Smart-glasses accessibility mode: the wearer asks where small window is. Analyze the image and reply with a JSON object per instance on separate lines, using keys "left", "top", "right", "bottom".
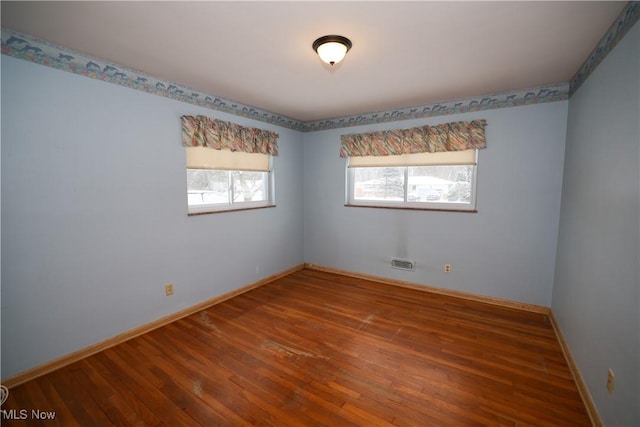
{"left": 346, "top": 150, "right": 477, "bottom": 211}
{"left": 186, "top": 147, "right": 274, "bottom": 214}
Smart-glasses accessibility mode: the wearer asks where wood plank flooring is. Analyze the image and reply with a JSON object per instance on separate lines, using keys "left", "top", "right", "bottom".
{"left": 2, "top": 269, "right": 590, "bottom": 426}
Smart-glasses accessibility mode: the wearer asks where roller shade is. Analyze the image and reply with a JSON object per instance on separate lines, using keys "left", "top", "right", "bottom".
{"left": 186, "top": 147, "right": 270, "bottom": 172}
{"left": 348, "top": 149, "right": 477, "bottom": 168}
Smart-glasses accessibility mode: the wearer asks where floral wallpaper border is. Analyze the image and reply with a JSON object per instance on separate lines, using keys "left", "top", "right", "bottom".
{"left": 304, "top": 85, "right": 568, "bottom": 132}
{"left": 570, "top": 1, "right": 639, "bottom": 96}
{"left": 1, "top": 2, "right": 636, "bottom": 132}
{"left": 1, "top": 27, "right": 306, "bottom": 131}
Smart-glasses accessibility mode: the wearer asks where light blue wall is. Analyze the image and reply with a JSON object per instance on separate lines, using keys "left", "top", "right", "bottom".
{"left": 303, "top": 102, "right": 568, "bottom": 306}
{"left": 1, "top": 56, "right": 305, "bottom": 379}
{"left": 553, "top": 22, "right": 639, "bottom": 427}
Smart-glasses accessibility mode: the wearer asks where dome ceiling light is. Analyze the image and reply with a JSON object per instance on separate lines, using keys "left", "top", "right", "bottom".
{"left": 312, "top": 35, "right": 352, "bottom": 66}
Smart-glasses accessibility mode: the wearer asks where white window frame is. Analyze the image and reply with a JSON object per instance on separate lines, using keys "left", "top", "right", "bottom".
{"left": 345, "top": 152, "right": 478, "bottom": 212}
{"left": 187, "top": 153, "right": 275, "bottom": 215}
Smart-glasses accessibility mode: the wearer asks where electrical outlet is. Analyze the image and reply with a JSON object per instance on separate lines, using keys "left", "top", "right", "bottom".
{"left": 165, "top": 283, "right": 174, "bottom": 296}
{"left": 444, "top": 264, "right": 451, "bottom": 273}
{"left": 607, "top": 369, "right": 615, "bottom": 394}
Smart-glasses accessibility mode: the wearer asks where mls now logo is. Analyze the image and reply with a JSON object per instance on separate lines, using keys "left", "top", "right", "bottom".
{"left": 2, "top": 409, "right": 56, "bottom": 420}
{"left": 0, "top": 385, "right": 57, "bottom": 421}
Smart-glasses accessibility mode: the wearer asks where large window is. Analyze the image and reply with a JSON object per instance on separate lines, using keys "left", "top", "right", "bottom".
{"left": 346, "top": 150, "right": 478, "bottom": 211}
{"left": 186, "top": 147, "right": 274, "bottom": 214}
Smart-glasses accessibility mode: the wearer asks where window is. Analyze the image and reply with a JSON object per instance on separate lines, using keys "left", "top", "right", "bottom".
{"left": 340, "top": 119, "right": 485, "bottom": 211}
{"left": 346, "top": 150, "right": 478, "bottom": 211}
{"left": 186, "top": 147, "right": 274, "bottom": 214}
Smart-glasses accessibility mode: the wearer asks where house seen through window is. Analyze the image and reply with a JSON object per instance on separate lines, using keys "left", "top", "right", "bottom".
{"left": 346, "top": 150, "right": 478, "bottom": 211}
{"left": 350, "top": 164, "right": 475, "bottom": 205}
{"left": 341, "top": 120, "right": 485, "bottom": 211}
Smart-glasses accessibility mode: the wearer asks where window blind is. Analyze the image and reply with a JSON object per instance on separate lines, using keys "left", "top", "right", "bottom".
{"left": 348, "top": 149, "right": 477, "bottom": 168}
{"left": 186, "top": 147, "right": 270, "bottom": 172}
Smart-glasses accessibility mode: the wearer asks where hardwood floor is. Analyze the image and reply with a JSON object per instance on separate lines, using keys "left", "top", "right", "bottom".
{"left": 2, "top": 269, "right": 590, "bottom": 426}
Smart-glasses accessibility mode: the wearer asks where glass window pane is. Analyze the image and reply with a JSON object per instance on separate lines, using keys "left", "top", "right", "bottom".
{"left": 232, "top": 171, "right": 268, "bottom": 203}
{"left": 353, "top": 167, "right": 405, "bottom": 202}
{"left": 407, "top": 165, "right": 473, "bottom": 203}
{"left": 187, "top": 169, "right": 230, "bottom": 206}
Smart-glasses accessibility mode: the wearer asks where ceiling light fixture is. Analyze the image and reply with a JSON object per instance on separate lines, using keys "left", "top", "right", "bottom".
{"left": 312, "top": 35, "right": 352, "bottom": 66}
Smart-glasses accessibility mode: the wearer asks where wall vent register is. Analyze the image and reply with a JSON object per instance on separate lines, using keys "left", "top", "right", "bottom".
{"left": 391, "top": 259, "right": 415, "bottom": 271}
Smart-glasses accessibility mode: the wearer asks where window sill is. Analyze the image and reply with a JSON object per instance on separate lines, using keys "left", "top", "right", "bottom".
{"left": 344, "top": 204, "right": 477, "bottom": 213}
{"left": 188, "top": 204, "right": 276, "bottom": 216}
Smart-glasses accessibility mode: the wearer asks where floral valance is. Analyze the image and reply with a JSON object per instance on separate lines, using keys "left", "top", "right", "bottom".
{"left": 340, "top": 120, "right": 487, "bottom": 157}
{"left": 182, "top": 115, "right": 279, "bottom": 156}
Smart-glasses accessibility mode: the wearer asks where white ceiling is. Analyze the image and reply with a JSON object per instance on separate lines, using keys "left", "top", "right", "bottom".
{"left": 1, "top": 1, "right": 627, "bottom": 122}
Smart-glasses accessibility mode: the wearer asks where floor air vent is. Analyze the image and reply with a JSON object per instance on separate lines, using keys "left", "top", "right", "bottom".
{"left": 391, "top": 259, "right": 415, "bottom": 271}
